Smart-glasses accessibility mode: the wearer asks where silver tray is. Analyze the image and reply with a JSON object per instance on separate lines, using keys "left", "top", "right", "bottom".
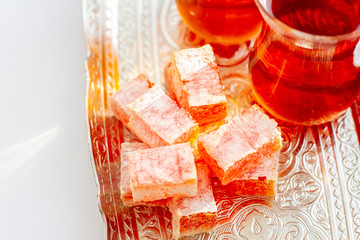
{"left": 83, "top": 0, "right": 360, "bottom": 239}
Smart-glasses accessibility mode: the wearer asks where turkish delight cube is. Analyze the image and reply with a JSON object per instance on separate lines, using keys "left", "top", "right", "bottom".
{"left": 129, "top": 142, "right": 197, "bottom": 202}
{"left": 198, "top": 104, "right": 282, "bottom": 185}
{"left": 168, "top": 44, "right": 227, "bottom": 125}
{"left": 110, "top": 74, "right": 153, "bottom": 125}
{"left": 167, "top": 162, "right": 217, "bottom": 239}
{"left": 221, "top": 153, "right": 279, "bottom": 196}
{"left": 128, "top": 84, "right": 199, "bottom": 148}
{"left": 120, "top": 142, "right": 166, "bottom": 206}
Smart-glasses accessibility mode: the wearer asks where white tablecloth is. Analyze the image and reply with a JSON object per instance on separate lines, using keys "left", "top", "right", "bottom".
{"left": 0, "top": 0, "right": 104, "bottom": 239}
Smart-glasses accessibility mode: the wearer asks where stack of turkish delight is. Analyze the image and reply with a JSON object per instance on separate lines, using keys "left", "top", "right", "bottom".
{"left": 110, "top": 44, "right": 282, "bottom": 239}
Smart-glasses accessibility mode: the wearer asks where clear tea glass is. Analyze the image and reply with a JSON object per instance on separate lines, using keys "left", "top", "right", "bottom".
{"left": 249, "top": 0, "right": 360, "bottom": 125}
{"left": 176, "top": 0, "right": 263, "bottom": 63}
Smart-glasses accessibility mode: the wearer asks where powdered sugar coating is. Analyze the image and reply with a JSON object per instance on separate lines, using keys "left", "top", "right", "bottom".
{"left": 168, "top": 44, "right": 227, "bottom": 124}
{"left": 169, "top": 162, "right": 217, "bottom": 216}
{"left": 241, "top": 152, "right": 279, "bottom": 180}
{"left": 167, "top": 162, "right": 217, "bottom": 239}
{"left": 120, "top": 142, "right": 149, "bottom": 204}
{"left": 110, "top": 74, "right": 153, "bottom": 124}
{"left": 128, "top": 84, "right": 199, "bottom": 147}
{"left": 129, "top": 143, "right": 197, "bottom": 202}
{"left": 198, "top": 104, "right": 282, "bottom": 185}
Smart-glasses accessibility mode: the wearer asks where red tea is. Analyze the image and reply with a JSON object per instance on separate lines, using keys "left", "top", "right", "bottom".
{"left": 250, "top": 0, "right": 360, "bottom": 125}
{"left": 272, "top": 0, "right": 360, "bottom": 36}
{"left": 176, "top": 0, "right": 263, "bottom": 45}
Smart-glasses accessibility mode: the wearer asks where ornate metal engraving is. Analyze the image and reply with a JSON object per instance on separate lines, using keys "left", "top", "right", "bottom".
{"left": 84, "top": 0, "right": 360, "bottom": 239}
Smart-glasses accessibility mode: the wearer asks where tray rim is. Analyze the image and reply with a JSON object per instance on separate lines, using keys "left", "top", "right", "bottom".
{"left": 83, "top": 0, "right": 360, "bottom": 239}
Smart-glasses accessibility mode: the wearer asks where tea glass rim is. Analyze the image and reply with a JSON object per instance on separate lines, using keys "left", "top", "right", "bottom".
{"left": 255, "top": 0, "right": 360, "bottom": 43}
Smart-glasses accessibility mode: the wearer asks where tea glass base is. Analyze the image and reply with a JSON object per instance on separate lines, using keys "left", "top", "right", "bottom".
{"left": 252, "top": 91, "right": 348, "bottom": 126}
{"left": 212, "top": 42, "right": 253, "bottom": 67}
{"left": 177, "top": 21, "right": 253, "bottom": 66}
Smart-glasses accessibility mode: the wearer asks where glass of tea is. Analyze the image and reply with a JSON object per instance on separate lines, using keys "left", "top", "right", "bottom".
{"left": 249, "top": 0, "right": 360, "bottom": 125}
{"left": 176, "top": 0, "right": 263, "bottom": 63}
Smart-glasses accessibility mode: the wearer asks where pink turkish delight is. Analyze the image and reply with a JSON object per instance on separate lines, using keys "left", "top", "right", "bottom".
{"left": 167, "top": 162, "right": 217, "bottom": 239}
{"left": 128, "top": 84, "right": 199, "bottom": 148}
{"left": 110, "top": 74, "right": 153, "bottom": 125}
{"left": 129, "top": 142, "right": 197, "bottom": 202}
{"left": 120, "top": 142, "right": 166, "bottom": 206}
{"left": 168, "top": 44, "right": 227, "bottom": 125}
{"left": 219, "top": 153, "right": 279, "bottom": 196}
{"left": 198, "top": 104, "right": 282, "bottom": 185}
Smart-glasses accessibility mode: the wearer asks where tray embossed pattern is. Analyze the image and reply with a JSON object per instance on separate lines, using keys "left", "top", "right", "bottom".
{"left": 83, "top": 0, "right": 360, "bottom": 239}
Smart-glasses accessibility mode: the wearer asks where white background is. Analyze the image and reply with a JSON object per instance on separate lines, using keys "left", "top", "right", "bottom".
{"left": 0, "top": 0, "right": 104, "bottom": 239}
